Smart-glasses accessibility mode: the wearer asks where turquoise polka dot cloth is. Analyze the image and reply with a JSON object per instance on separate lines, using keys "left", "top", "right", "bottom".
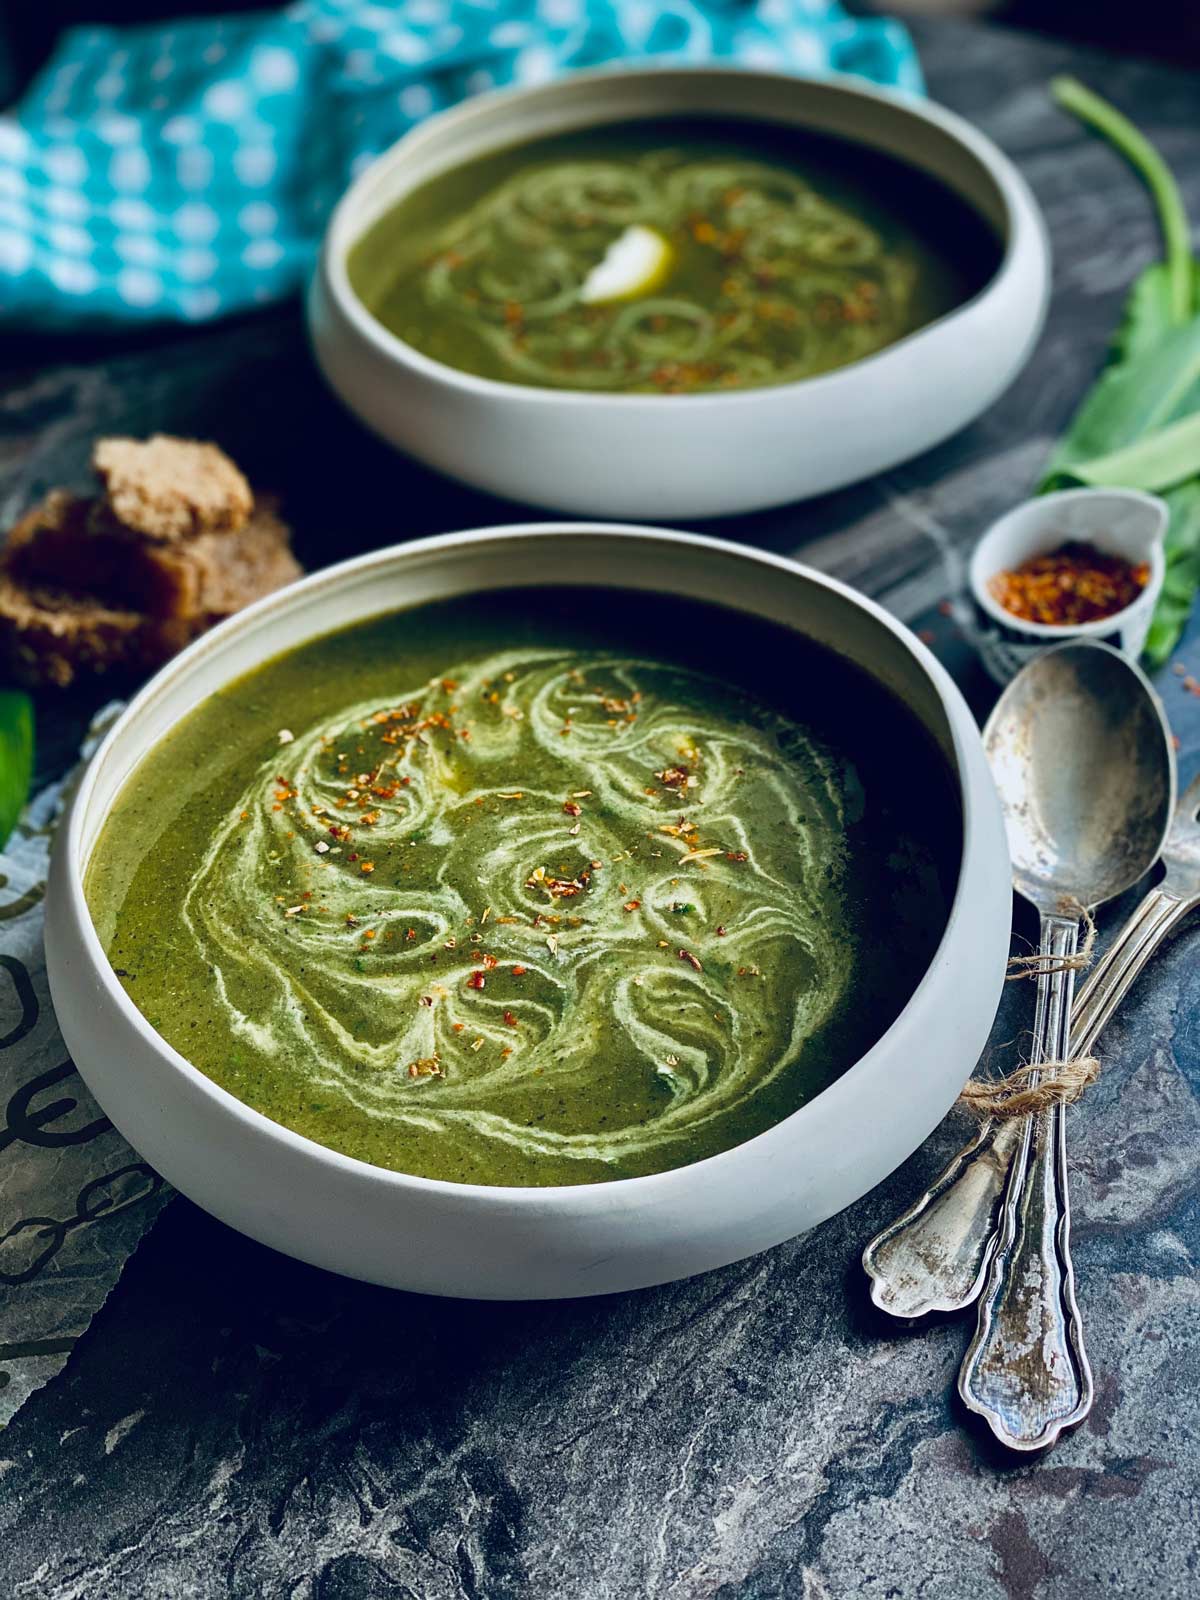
{"left": 0, "top": 0, "right": 921, "bottom": 328}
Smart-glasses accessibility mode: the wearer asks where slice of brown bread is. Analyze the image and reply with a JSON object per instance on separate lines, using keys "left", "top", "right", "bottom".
{"left": 0, "top": 572, "right": 194, "bottom": 689}
{"left": 7, "top": 491, "right": 197, "bottom": 617}
{"left": 182, "top": 497, "right": 302, "bottom": 618}
{"left": 93, "top": 434, "right": 253, "bottom": 542}
{"left": 0, "top": 491, "right": 303, "bottom": 687}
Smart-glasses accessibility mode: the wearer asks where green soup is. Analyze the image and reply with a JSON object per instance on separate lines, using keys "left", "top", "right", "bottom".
{"left": 348, "top": 117, "right": 1000, "bottom": 395}
{"left": 86, "top": 590, "right": 960, "bottom": 1187}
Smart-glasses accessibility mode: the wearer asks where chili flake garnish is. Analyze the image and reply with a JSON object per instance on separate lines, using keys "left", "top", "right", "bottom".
{"left": 467, "top": 971, "right": 486, "bottom": 990}
{"left": 989, "top": 541, "right": 1149, "bottom": 626}
{"left": 678, "top": 948, "right": 703, "bottom": 972}
{"left": 503, "top": 1010, "right": 519, "bottom": 1027}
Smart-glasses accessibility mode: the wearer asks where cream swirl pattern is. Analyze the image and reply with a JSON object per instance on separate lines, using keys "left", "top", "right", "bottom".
{"left": 182, "top": 647, "right": 858, "bottom": 1177}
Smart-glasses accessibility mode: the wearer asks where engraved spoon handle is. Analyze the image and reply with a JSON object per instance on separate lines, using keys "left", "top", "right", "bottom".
{"left": 1071, "top": 886, "right": 1188, "bottom": 1054}
{"left": 958, "top": 912, "right": 1092, "bottom": 1451}
{"left": 863, "top": 883, "right": 1191, "bottom": 1319}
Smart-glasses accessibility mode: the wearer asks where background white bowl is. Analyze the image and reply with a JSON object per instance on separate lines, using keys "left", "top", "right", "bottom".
{"left": 308, "top": 66, "right": 1051, "bottom": 520}
{"left": 45, "top": 526, "right": 1012, "bottom": 1299}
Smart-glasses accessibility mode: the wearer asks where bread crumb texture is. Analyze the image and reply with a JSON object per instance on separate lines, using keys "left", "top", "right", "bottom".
{"left": 0, "top": 442, "right": 301, "bottom": 687}
{"left": 93, "top": 434, "right": 253, "bottom": 542}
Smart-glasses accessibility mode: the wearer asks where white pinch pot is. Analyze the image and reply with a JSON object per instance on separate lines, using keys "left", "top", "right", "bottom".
{"left": 45, "top": 526, "right": 1011, "bottom": 1299}
{"left": 307, "top": 66, "right": 1051, "bottom": 520}
{"left": 968, "top": 486, "right": 1170, "bottom": 685}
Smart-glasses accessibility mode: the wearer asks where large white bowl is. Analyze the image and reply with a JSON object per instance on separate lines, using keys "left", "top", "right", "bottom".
{"left": 308, "top": 67, "right": 1050, "bottom": 519}
{"left": 45, "top": 526, "right": 1011, "bottom": 1299}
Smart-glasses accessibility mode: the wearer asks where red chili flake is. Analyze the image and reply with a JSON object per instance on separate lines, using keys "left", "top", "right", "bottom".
{"left": 362, "top": 930, "right": 377, "bottom": 941}
{"left": 453, "top": 1022, "right": 465, "bottom": 1033}
{"left": 726, "top": 851, "right": 749, "bottom": 863}
{"left": 657, "top": 766, "right": 690, "bottom": 790}
{"left": 990, "top": 541, "right": 1148, "bottom": 626}
{"left": 678, "top": 949, "right": 703, "bottom": 972}
{"left": 623, "top": 899, "right": 641, "bottom": 913}
{"left": 716, "top": 925, "right": 727, "bottom": 937}
{"left": 480, "top": 952, "right": 498, "bottom": 970}
{"left": 503, "top": 1010, "right": 519, "bottom": 1027}
{"left": 405, "top": 928, "right": 417, "bottom": 941}
{"left": 512, "top": 964, "right": 527, "bottom": 976}
{"left": 501, "top": 1046, "right": 514, "bottom": 1059}
{"left": 360, "top": 861, "right": 375, "bottom": 874}
{"left": 467, "top": 971, "right": 486, "bottom": 990}
{"left": 563, "top": 801, "right": 582, "bottom": 817}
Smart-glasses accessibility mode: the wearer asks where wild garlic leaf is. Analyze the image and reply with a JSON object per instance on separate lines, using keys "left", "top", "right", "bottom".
{"left": 1115, "top": 261, "right": 1200, "bottom": 364}
{"left": 1041, "top": 313, "right": 1200, "bottom": 488}
{"left": 0, "top": 690, "right": 34, "bottom": 852}
{"left": 1056, "top": 411, "right": 1200, "bottom": 494}
{"left": 1143, "top": 480, "right": 1200, "bottom": 668}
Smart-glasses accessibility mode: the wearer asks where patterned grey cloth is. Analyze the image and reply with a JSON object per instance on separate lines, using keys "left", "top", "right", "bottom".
{"left": 0, "top": 711, "right": 171, "bottom": 1425}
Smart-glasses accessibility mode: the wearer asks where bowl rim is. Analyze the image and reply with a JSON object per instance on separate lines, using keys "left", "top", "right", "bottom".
{"left": 968, "top": 485, "right": 1169, "bottom": 640}
{"left": 320, "top": 61, "right": 1038, "bottom": 411}
{"left": 62, "top": 521, "right": 988, "bottom": 1206}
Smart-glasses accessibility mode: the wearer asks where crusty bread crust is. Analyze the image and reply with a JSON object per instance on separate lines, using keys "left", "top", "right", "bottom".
{"left": 0, "top": 478, "right": 302, "bottom": 688}
{"left": 0, "top": 570, "right": 195, "bottom": 688}
{"left": 93, "top": 434, "right": 253, "bottom": 542}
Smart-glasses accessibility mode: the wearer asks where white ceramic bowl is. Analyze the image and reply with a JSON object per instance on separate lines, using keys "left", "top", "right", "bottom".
{"left": 45, "top": 526, "right": 1011, "bottom": 1299}
{"left": 308, "top": 66, "right": 1051, "bottom": 520}
{"left": 968, "top": 487, "right": 1169, "bottom": 686}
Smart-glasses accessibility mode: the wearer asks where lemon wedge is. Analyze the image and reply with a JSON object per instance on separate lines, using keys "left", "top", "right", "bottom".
{"left": 579, "top": 225, "right": 674, "bottom": 305}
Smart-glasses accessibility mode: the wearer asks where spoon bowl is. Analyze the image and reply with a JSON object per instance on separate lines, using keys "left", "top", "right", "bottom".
{"left": 983, "top": 640, "right": 1175, "bottom": 914}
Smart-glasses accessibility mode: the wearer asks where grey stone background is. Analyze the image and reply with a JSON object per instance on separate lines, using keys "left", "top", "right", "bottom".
{"left": 0, "top": 16, "right": 1198, "bottom": 1598}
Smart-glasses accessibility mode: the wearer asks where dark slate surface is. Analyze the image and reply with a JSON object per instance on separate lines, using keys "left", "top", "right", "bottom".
{"left": 1, "top": 17, "right": 1199, "bottom": 1598}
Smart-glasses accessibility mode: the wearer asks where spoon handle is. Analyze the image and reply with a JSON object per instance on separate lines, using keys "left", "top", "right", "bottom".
{"left": 958, "top": 912, "right": 1092, "bottom": 1451}
{"left": 862, "top": 884, "right": 1189, "bottom": 1319}
{"left": 1071, "top": 886, "right": 1189, "bottom": 1053}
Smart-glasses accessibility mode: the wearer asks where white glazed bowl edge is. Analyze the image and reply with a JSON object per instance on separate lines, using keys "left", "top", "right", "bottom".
{"left": 307, "top": 66, "right": 1052, "bottom": 519}
{"left": 44, "top": 525, "right": 1011, "bottom": 1299}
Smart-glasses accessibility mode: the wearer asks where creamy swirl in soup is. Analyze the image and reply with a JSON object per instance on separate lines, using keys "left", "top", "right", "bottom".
{"left": 86, "top": 590, "right": 959, "bottom": 1186}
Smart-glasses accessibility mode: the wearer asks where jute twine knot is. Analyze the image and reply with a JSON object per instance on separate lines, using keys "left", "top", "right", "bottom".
{"left": 958, "top": 897, "right": 1100, "bottom": 1120}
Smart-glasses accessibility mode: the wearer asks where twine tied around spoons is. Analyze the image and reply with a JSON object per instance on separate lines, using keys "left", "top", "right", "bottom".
{"left": 957, "top": 897, "right": 1099, "bottom": 1120}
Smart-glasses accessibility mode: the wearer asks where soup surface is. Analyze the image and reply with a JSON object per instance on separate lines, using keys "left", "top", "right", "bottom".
{"left": 87, "top": 590, "right": 960, "bottom": 1187}
{"left": 348, "top": 117, "right": 1000, "bottom": 395}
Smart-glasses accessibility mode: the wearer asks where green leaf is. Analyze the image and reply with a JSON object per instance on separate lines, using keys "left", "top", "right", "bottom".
{"left": 1052, "top": 76, "right": 1196, "bottom": 325}
{"left": 0, "top": 690, "right": 34, "bottom": 851}
{"left": 1042, "top": 316, "right": 1200, "bottom": 486}
{"left": 1052, "top": 409, "right": 1200, "bottom": 494}
{"left": 1115, "top": 262, "right": 1200, "bottom": 364}
{"left": 1143, "top": 480, "right": 1200, "bottom": 667}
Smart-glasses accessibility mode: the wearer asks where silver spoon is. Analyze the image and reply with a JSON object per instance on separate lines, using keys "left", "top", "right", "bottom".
{"left": 866, "top": 642, "right": 1174, "bottom": 1450}
{"left": 864, "top": 653, "right": 1177, "bottom": 1330}
{"left": 967, "top": 642, "right": 1174, "bottom": 1450}
{"left": 862, "top": 771, "right": 1196, "bottom": 1327}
